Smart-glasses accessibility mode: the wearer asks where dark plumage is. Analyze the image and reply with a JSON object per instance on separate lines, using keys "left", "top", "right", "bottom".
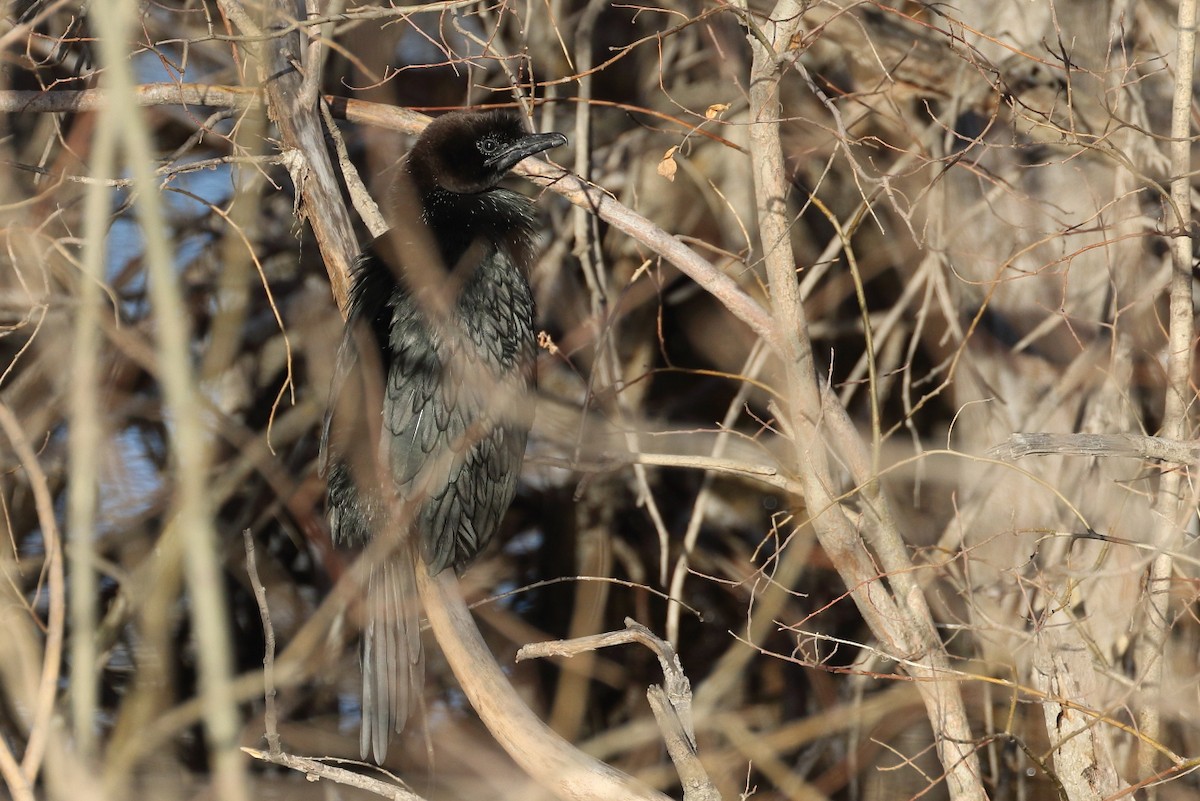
{"left": 320, "top": 109, "right": 566, "bottom": 762}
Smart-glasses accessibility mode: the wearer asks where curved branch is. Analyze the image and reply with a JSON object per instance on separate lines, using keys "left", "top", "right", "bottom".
{"left": 417, "top": 570, "right": 672, "bottom": 801}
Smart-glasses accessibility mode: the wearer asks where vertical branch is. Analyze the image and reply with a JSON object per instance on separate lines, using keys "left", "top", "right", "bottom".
{"left": 199, "top": 101, "right": 268, "bottom": 383}
{"left": 667, "top": 342, "right": 769, "bottom": 646}
{"left": 571, "top": 0, "right": 607, "bottom": 297}
{"left": 66, "top": 62, "right": 121, "bottom": 762}
{"left": 214, "top": 0, "right": 360, "bottom": 312}
{"left": 89, "top": 4, "right": 248, "bottom": 800}
{"left": 242, "top": 530, "right": 281, "bottom": 755}
{"left": 735, "top": 2, "right": 986, "bottom": 799}
{"left": 548, "top": 0, "right": 615, "bottom": 739}
{"left": 1139, "top": 0, "right": 1196, "bottom": 788}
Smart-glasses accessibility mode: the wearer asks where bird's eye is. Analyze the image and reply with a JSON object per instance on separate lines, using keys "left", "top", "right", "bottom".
{"left": 478, "top": 137, "right": 500, "bottom": 155}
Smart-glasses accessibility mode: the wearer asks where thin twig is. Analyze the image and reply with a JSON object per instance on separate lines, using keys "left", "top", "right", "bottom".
{"left": 518, "top": 618, "right": 721, "bottom": 801}
{"left": 0, "top": 83, "right": 259, "bottom": 112}
{"left": 666, "top": 341, "right": 769, "bottom": 645}
{"left": 0, "top": 403, "right": 65, "bottom": 789}
{"left": 242, "top": 530, "right": 280, "bottom": 755}
{"left": 320, "top": 97, "right": 387, "bottom": 238}
{"left": 242, "top": 748, "right": 427, "bottom": 800}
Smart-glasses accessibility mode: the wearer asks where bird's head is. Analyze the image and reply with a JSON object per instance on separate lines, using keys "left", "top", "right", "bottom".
{"left": 407, "top": 109, "right": 567, "bottom": 195}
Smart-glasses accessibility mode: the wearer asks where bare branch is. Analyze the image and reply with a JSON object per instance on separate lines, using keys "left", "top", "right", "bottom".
{"left": 418, "top": 571, "right": 673, "bottom": 801}
{"left": 518, "top": 618, "right": 720, "bottom": 801}
{"left": 989, "top": 433, "right": 1200, "bottom": 465}
{"left": 1138, "top": 0, "right": 1198, "bottom": 789}
{"left": 242, "top": 748, "right": 428, "bottom": 801}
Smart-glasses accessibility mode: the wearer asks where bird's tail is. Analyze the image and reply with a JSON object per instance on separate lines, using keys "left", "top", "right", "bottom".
{"left": 361, "top": 550, "right": 424, "bottom": 763}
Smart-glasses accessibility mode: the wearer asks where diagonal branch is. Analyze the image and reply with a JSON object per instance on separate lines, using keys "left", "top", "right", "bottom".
{"left": 732, "top": 0, "right": 986, "bottom": 798}
{"left": 419, "top": 571, "right": 672, "bottom": 801}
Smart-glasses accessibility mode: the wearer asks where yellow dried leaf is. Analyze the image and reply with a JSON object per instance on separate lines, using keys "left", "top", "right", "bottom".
{"left": 657, "top": 146, "right": 678, "bottom": 181}
{"left": 705, "top": 103, "right": 730, "bottom": 120}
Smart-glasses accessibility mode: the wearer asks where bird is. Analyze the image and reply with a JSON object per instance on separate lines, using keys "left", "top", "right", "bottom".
{"left": 320, "top": 108, "right": 567, "bottom": 763}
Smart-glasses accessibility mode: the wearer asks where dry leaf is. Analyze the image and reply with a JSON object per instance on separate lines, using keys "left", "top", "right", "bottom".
{"left": 657, "top": 146, "right": 678, "bottom": 181}
{"left": 705, "top": 103, "right": 730, "bottom": 119}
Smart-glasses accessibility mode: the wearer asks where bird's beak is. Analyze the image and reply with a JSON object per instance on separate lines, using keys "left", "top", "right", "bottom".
{"left": 487, "top": 131, "right": 568, "bottom": 173}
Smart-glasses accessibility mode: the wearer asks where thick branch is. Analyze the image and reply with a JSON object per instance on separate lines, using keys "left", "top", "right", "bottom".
{"left": 249, "top": 0, "right": 359, "bottom": 310}
{"left": 91, "top": 2, "right": 247, "bottom": 798}
{"left": 735, "top": 1, "right": 986, "bottom": 798}
{"left": 989, "top": 433, "right": 1200, "bottom": 465}
{"left": 417, "top": 571, "right": 671, "bottom": 801}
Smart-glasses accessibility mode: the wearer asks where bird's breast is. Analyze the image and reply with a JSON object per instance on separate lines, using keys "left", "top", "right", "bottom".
{"left": 455, "top": 244, "right": 537, "bottom": 371}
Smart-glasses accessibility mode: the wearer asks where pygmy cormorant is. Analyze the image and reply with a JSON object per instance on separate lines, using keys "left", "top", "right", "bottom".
{"left": 320, "top": 109, "right": 567, "bottom": 762}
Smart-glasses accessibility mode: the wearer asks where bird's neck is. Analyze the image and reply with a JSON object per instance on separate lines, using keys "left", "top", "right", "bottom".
{"left": 420, "top": 186, "right": 538, "bottom": 271}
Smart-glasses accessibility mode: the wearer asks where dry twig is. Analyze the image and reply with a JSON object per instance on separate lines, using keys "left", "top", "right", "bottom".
{"left": 518, "top": 618, "right": 720, "bottom": 801}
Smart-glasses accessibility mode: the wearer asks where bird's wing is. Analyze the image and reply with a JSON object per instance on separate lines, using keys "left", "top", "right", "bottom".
{"left": 382, "top": 300, "right": 465, "bottom": 492}
{"left": 318, "top": 324, "right": 361, "bottom": 476}
{"left": 321, "top": 251, "right": 397, "bottom": 547}
{"left": 419, "top": 422, "right": 528, "bottom": 572}
{"left": 381, "top": 286, "right": 531, "bottom": 573}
